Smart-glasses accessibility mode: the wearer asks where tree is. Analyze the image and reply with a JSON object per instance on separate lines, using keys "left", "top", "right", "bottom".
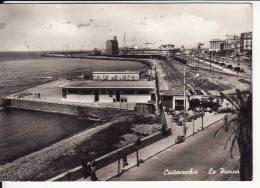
{"left": 214, "top": 89, "right": 252, "bottom": 181}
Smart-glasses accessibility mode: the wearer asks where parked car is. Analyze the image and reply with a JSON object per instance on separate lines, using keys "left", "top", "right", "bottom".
{"left": 227, "top": 65, "right": 233, "bottom": 69}
{"left": 175, "top": 135, "right": 185, "bottom": 144}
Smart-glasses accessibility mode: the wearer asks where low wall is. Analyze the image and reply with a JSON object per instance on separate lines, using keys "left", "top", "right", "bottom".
{"left": 4, "top": 98, "right": 133, "bottom": 119}
{"left": 2, "top": 98, "right": 155, "bottom": 118}
{"left": 49, "top": 128, "right": 172, "bottom": 181}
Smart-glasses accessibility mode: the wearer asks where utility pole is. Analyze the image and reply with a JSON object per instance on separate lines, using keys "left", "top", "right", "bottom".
{"left": 209, "top": 52, "right": 212, "bottom": 72}
{"left": 124, "top": 32, "right": 126, "bottom": 47}
{"left": 183, "top": 67, "right": 186, "bottom": 136}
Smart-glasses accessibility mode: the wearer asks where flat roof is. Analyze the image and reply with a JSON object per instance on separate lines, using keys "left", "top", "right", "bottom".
{"left": 62, "top": 80, "right": 155, "bottom": 89}
{"left": 92, "top": 71, "right": 140, "bottom": 74}
{"left": 160, "top": 90, "right": 191, "bottom": 96}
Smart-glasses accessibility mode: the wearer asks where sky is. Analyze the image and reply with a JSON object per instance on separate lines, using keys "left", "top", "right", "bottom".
{"left": 0, "top": 3, "right": 252, "bottom": 51}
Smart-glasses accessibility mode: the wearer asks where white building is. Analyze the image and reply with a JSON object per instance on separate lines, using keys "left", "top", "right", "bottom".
{"left": 160, "top": 90, "right": 191, "bottom": 111}
{"left": 61, "top": 80, "right": 155, "bottom": 103}
{"left": 209, "top": 39, "right": 223, "bottom": 52}
{"left": 92, "top": 71, "right": 140, "bottom": 81}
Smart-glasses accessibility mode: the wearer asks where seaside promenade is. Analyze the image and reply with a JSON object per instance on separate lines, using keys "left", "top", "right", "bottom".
{"left": 76, "top": 111, "right": 239, "bottom": 181}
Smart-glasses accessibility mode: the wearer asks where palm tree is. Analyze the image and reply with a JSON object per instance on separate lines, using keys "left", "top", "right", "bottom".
{"left": 214, "top": 89, "right": 252, "bottom": 181}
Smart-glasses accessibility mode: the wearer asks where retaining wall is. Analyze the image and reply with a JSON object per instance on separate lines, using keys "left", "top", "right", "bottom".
{"left": 4, "top": 98, "right": 132, "bottom": 118}
{"left": 3, "top": 98, "right": 155, "bottom": 118}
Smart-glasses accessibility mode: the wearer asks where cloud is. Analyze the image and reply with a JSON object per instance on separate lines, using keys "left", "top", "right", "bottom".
{"left": 0, "top": 4, "right": 252, "bottom": 51}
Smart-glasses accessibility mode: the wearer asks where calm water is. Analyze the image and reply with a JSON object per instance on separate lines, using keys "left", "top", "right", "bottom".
{"left": 0, "top": 108, "right": 95, "bottom": 165}
{"left": 0, "top": 52, "right": 145, "bottom": 164}
{"left": 0, "top": 52, "right": 145, "bottom": 94}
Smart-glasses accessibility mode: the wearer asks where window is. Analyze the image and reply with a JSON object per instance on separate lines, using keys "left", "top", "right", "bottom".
{"left": 122, "top": 90, "right": 135, "bottom": 94}
{"left": 68, "top": 89, "right": 78, "bottom": 94}
{"left": 137, "top": 90, "right": 149, "bottom": 94}
{"left": 175, "top": 99, "right": 185, "bottom": 111}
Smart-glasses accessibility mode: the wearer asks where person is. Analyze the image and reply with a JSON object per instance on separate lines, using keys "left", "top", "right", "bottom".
{"left": 224, "top": 114, "right": 229, "bottom": 131}
{"left": 82, "top": 160, "right": 91, "bottom": 179}
{"left": 90, "top": 160, "right": 98, "bottom": 181}
{"left": 38, "top": 92, "right": 41, "bottom": 99}
{"left": 135, "top": 138, "right": 141, "bottom": 167}
{"left": 122, "top": 155, "right": 128, "bottom": 169}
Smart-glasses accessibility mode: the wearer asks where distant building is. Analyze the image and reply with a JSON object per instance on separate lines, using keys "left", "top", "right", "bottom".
{"left": 209, "top": 39, "right": 223, "bottom": 52}
{"left": 209, "top": 36, "right": 240, "bottom": 55}
{"left": 106, "top": 36, "right": 119, "bottom": 55}
{"left": 240, "top": 32, "right": 252, "bottom": 53}
{"left": 225, "top": 35, "right": 240, "bottom": 53}
{"left": 159, "top": 44, "right": 175, "bottom": 57}
{"left": 62, "top": 80, "right": 155, "bottom": 103}
{"left": 92, "top": 71, "right": 140, "bottom": 81}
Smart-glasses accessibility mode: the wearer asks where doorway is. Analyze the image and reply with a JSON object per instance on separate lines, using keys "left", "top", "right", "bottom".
{"left": 94, "top": 91, "right": 99, "bottom": 102}
{"left": 116, "top": 90, "right": 120, "bottom": 102}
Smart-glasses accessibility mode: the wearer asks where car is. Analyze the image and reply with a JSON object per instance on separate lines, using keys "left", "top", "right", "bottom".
{"left": 175, "top": 135, "right": 185, "bottom": 144}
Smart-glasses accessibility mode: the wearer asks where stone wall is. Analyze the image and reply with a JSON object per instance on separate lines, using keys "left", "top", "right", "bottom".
{"left": 5, "top": 98, "right": 133, "bottom": 119}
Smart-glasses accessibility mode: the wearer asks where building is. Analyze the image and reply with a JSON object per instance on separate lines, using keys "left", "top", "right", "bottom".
{"left": 240, "top": 32, "right": 252, "bottom": 53}
{"left": 160, "top": 90, "right": 191, "bottom": 111}
{"left": 209, "top": 39, "right": 223, "bottom": 52}
{"left": 61, "top": 80, "right": 155, "bottom": 103}
{"left": 106, "top": 36, "right": 119, "bottom": 55}
{"left": 159, "top": 44, "right": 175, "bottom": 57}
{"left": 225, "top": 35, "right": 240, "bottom": 53}
{"left": 92, "top": 71, "right": 140, "bottom": 81}
{"left": 209, "top": 36, "right": 240, "bottom": 55}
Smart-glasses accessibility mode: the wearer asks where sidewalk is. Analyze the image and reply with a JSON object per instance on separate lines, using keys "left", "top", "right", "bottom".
{"left": 78, "top": 112, "right": 226, "bottom": 181}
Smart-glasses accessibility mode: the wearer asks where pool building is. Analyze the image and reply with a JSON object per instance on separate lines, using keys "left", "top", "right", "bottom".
{"left": 61, "top": 80, "right": 156, "bottom": 103}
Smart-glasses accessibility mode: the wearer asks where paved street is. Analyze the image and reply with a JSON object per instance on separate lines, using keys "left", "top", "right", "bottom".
{"left": 111, "top": 117, "right": 240, "bottom": 181}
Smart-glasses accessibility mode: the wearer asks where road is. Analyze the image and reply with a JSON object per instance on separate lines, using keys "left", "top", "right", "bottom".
{"left": 112, "top": 119, "right": 240, "bottom": 181}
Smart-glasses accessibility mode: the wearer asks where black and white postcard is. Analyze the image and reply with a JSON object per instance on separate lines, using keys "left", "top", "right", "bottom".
{"left": 0, "top": 1, "right": 256, "bottom": 186}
